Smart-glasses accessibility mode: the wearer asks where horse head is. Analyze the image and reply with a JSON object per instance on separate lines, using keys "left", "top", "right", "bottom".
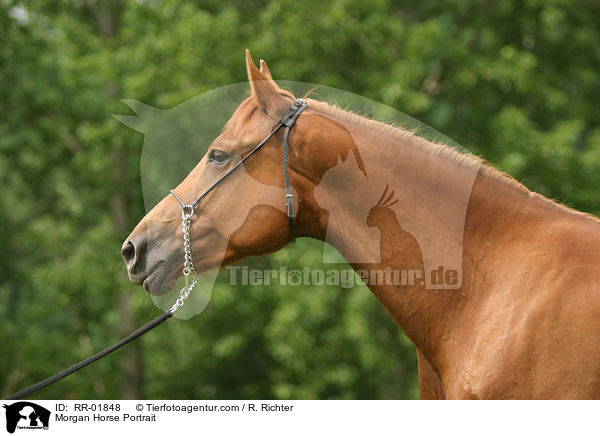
{"left": 120, "top": 50, "right": 358, "bottom": 295}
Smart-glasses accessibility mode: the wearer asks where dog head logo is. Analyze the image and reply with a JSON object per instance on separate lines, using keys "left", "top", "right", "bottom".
{"left": 3, "top": 402, "right": 50, "bottom": 433}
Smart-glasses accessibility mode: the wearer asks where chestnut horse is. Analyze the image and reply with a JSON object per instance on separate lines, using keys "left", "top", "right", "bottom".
{"left": 122, "top": 50, "right": 600, "bottom": 399}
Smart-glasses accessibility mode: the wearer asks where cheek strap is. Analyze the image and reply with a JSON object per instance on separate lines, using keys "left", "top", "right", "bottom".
{"left": 281, "top": 98, "right": 307, "bottom": 242}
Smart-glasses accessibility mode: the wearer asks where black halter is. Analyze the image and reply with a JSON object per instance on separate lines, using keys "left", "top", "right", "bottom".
{"left": 169, "top": 97, "right": 307, "bottom": 242}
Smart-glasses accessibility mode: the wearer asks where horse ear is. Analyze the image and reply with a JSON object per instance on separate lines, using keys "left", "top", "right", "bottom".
{"left": 259, "top": 59, "right": 273, "bottom": 80}
{"left": 246, "top": 49, "right": 289, "bottom": 119}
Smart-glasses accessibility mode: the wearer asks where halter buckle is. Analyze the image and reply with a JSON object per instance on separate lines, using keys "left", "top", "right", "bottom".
{"left": 281, "top": 98, "right": 306, "bottom": 127}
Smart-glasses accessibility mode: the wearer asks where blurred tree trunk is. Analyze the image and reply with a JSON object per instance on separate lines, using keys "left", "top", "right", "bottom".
{"left": 90, "top": 0, "right": 143, "bottom": 400}
{"left": 117, "top": 280, "right": 142, "bottom": 399}
{"left": 112, "top": 177, "right": 142, "bottom": 400}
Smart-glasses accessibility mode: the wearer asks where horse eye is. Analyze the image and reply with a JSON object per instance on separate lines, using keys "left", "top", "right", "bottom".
{"left": 208, "top": 150, "right": 229, "bottom": 164}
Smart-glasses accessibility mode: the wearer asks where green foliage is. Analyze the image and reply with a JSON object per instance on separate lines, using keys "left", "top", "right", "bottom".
{"left": 1, "top": 0, "right": 598, "bottom": 399}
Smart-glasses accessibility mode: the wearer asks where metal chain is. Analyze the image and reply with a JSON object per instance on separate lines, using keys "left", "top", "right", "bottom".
{"left": 169, "top": 206, "right": 198, "bottom": 314}
{"left": 181, "top": 206, "right": 196, "bottom": 277}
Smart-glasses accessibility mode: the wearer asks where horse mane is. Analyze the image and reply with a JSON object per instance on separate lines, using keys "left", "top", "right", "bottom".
{"left": 305, "top": 97, "right": 485, "bottom": 172}
{"left": 303, "top": 96, "right": 600, "bottom": 223}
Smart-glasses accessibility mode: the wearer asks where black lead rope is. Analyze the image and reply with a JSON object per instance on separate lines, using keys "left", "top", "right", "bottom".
{"left": 5, "top": 311, "right": 172, "bottom": 400}
{"left": 5, "top": 98, "right": 307, "bottom": 401}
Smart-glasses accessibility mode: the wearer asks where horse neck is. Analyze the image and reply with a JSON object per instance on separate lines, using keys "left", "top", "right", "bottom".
{"left": 309, "top": 113, "right": 557, "bottom": 367}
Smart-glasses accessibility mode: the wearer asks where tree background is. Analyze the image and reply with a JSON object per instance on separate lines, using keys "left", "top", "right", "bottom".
{"left": 1, "top": 0, "right": 598, "bottom": 399}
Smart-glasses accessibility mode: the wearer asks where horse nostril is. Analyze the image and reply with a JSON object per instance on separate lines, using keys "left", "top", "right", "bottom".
{"left": 121, "top": 235, "right": 148, "bottom": 282}
{"left": 121, "top": 240, "right": 136, "bottom": 266}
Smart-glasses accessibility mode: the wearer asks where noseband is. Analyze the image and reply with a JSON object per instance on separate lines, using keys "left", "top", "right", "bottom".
{"left": 167, "top": 98, "right": 307, "bottom": 312}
